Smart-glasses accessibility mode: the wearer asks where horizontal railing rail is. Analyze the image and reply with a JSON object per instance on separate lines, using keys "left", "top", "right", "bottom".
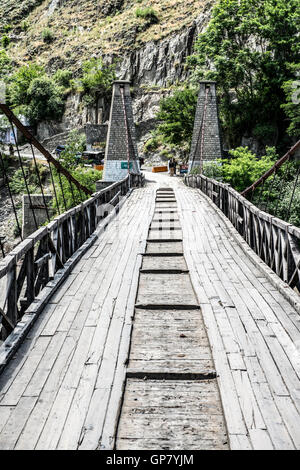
{"left": 185, "top": 174, "right": 300, "bottom": 293}
{"left": 0, "top": 173, "right": 145, "bottom": 340}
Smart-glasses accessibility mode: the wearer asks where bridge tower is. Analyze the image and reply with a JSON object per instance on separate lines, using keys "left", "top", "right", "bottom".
{"left": 188, "top": 81, "right": 222, "bottom": 173}
{"left": 102, "top": 80, "right": 140, "bottom": 185}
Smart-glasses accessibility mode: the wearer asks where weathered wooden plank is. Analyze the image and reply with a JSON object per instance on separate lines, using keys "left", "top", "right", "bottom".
{"left": 0, "top": 397, "right": 37, "bottom": 450}
{"left": 128, "top": 309, "right": 213, "bottom": 374}
{"left": 15, "top": 335, "right": 77, "bottom": 449}
{"left": 145, "top": 241, "right": 183, "bottom": 255}
{"left": 136, "top": 273, "right": 199, "bottom": 308}
{"left": 35, "top": 326, "right": 95, "bottom": 449}
{"left": 141, "top": 256, "right": 187, "bottom": 272}
{"left": 0, "top": 336, "right": 51, "bottom": 406}
{"left": 116, "top": 379, "right": 228, "bottom": 450}
{"left": 147, "top": 229, "right": 183, "bottom": 241}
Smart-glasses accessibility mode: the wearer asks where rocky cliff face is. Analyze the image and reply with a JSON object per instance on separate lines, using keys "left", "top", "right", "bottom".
{"left": 119, "top": 6, "right": 212, "bottom": 124}
{"left": 50, "top": 3, "right": 213, "bottom": 150}
{"left": 1, "top": 0, "right": 214, "bottom": 150}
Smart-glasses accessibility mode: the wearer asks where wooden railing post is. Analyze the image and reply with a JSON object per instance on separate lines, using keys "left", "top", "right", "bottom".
{"left": 26, "top": 246, "right": 35, "bottom": 307}
{"left": 6, "top": 257, "right": 17, "bottom": 334}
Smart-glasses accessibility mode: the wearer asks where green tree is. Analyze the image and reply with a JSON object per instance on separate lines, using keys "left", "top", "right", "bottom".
{"left": 58, "top": 130, "right": 86, "bottom": 170}
{"left": 76, "top": 58, "right": 115, "bottom": 123}
{"left": 135, "top": 7, "right": 159, "bottom": 25}
{"left": 155, "top": 88, "right": 197, "bottom": 146}
{"left": 1, "top": 34, "right": 10, "bottom": 48}
{"left": 188, "top": 0, "right": 300, "bottom": 149}
{"left": 222, "top": 146, "right": 278, "bottom": 192}
{"left": 26, "top": 76, "right": 64, "bottom": 124}
{"left": 53, "top": 69, "right": 73, "bottom": 89}
{"left": 53, "top": 168, "right": 102, "bottom": 211}
{"left": 42, "top": 28, "right": 54, "bottom": 43}
{"left": 281, "top": 63, "right": 300, "bottom": 137}
{"left": 8, "top": 64, "right": 44, "bottom": 110}
{"left": 7, "top": 64, "right": 67, "bottom": 124}
{"left": 0, "top": 49, "right": 12, "bottom": 77}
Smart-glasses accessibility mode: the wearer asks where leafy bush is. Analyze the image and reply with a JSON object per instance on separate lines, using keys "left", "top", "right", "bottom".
{"left": 281, "top": 63, "right": 300, "bottom": 137}
{"left": 9, "top": 161, "right": 49, "bottom": 194}
{"left": 42, "top": 28, "right": 54, "bottom": 43}
{"left": 160, "top": 149, "right": 172, "bottom": 159}
{"left": 8, "top": 64, "right": 45, "bottom": 110}
{"left": 155, "top": 88, "right": 197, "bottom": 146}
{"left": 26, "top": 76, "right": 64, "bottom": 123}
{"left": 21, "top": 20, "right": 29, "bottom": 32}
{"left": 1, "top": 35, "right": 10, "bottom": 48}
{"left": 8, "top": 64, "right": 65, "bottom": 124}
{"left": 53, "top": 168, "right": 102, "bottom": 211}
{"left": 143, "top": 137, "right": 160, "bottom": 153}
{"left": 3, "top": 24, "right": 12, "bottom": 33}
{"left": 0, "top": 153, "right": 10, "bottom": 178}
{"left": 52, "top": 131, "right": 101, "bottom": 211}
{"left": 58, "top": 130, "right": 86, "bottom": 170}
{"left": 135, "top": 7, "right": 159, "bottom": 24}
{"left": 272, "top": 181, "right": 300, "bottom": 226}
{"left": 0, "top": 49, "right": 11, "bottom": 77}
{"left": 203, "top": 161, "right": 223, "bottom": 180}
{"left": 76, "top": 58, "right": 115, "bottom": 111}
{"left": 221, "top": 146, "right": 277, "bottom": 193}
{"left": 53, "top": 69, "right": 73, "bottom": 89}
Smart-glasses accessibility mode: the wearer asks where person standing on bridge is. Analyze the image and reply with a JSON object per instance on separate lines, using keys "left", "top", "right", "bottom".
{"left": 169, "top": 158, "right": 175, "bottom": 177}
{"left": 9, "top": 144, "right": 14, "bottom": 158}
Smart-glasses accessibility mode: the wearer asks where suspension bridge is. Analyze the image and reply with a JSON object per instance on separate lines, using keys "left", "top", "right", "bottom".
{"left": 0, "top": 81, "right": 300, "bottom": 450}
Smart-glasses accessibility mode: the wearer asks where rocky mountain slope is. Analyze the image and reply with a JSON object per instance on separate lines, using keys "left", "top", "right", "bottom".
{"left": 1, "top": 0, "right": 214, "bottom": 151}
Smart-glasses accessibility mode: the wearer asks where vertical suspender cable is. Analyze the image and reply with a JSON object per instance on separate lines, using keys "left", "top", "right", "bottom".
{"left": 10, "top": 121, "right": 39, "bottom": 231}
{"left": 48, "top": 161, "right": 61, "bottom": 215}
{"left": 286, "top": 162, "right": 300, "bottom": 222}
{"left": 30, "top": 141, "right": 51, "bottom": 223}
{"left": 120, "top": 86, "right": 131, "bottom": 174}
{"left": 191, "top": 86, "right": 209, "bottom": 172}
{"left": 0, "top": 152, "right": 23, "bottom": 240}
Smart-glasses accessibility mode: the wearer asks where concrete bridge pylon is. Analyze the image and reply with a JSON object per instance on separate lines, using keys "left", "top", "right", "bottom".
{"left": 102, "top": 81, "right": 140, "bottom": 186}
{"left": 188, "top": 81, "right": 223, "bottom": 173}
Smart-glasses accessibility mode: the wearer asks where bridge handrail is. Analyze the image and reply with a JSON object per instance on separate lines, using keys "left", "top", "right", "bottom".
{"left": 185, "top": 174, "right": 300, "bottom": 293}
{"left": 0, "top": 173, "right": 145, "bottom": 339}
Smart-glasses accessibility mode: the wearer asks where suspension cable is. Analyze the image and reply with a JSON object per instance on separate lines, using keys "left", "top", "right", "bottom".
{"left": 10, "top": 121, "right": 39, "bottom": 231}
{"left": 48, "top": 161, "right": 61, "bottom": 215}
{"left": 191, "top": 86, "right": 210, "bottom": 172}
{"left": 58, "top": 171, "right": 68, "bottom": 212}
{"left": 286, "top": 161, "right": 300, "bottom": 222}
{"left": 29, "top": 141, "right": 51, "bottom": 223}
{"left": 274, "top": 157, "right": 292, "bottom": 217}
{"left": 241, "top": 139, "right": 300, "bottom": 196}
{"left": 0, "top": 151, "right": 23, "bottom": 240}
{"left": 264, "top": 168, "right": 277, "bottom": 213}
{"left": 120, "top": 85, "right": 131, "bottom": 173}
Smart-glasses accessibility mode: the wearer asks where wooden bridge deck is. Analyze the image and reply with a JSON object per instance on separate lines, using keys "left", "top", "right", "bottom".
{"left": 0, "top": 171, "right": 300, "bottom": 450}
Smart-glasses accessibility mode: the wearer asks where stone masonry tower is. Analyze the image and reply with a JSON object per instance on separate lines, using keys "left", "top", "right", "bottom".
{"left": 102, "top": 80, "right": 140, "bottom": 183}
{"left": 188, "top": 81, "right": 222, "bottom": 172}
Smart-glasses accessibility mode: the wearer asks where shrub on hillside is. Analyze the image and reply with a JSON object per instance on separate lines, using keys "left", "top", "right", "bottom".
{"left": 135, "top": 7, "right": 159, "bottom": 25}
{"left": 1, "top": 35, "right": 10, "bottom": 48}
{"left": 42, "top": 28, "right": 54, "bottom": 43}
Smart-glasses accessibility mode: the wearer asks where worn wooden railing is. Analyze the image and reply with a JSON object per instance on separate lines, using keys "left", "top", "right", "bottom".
{"left": 185, "top": 174, "right": 300, "bottom": 293}
{"left": 0, "top": 173, "right": 145, "bottom": 340}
